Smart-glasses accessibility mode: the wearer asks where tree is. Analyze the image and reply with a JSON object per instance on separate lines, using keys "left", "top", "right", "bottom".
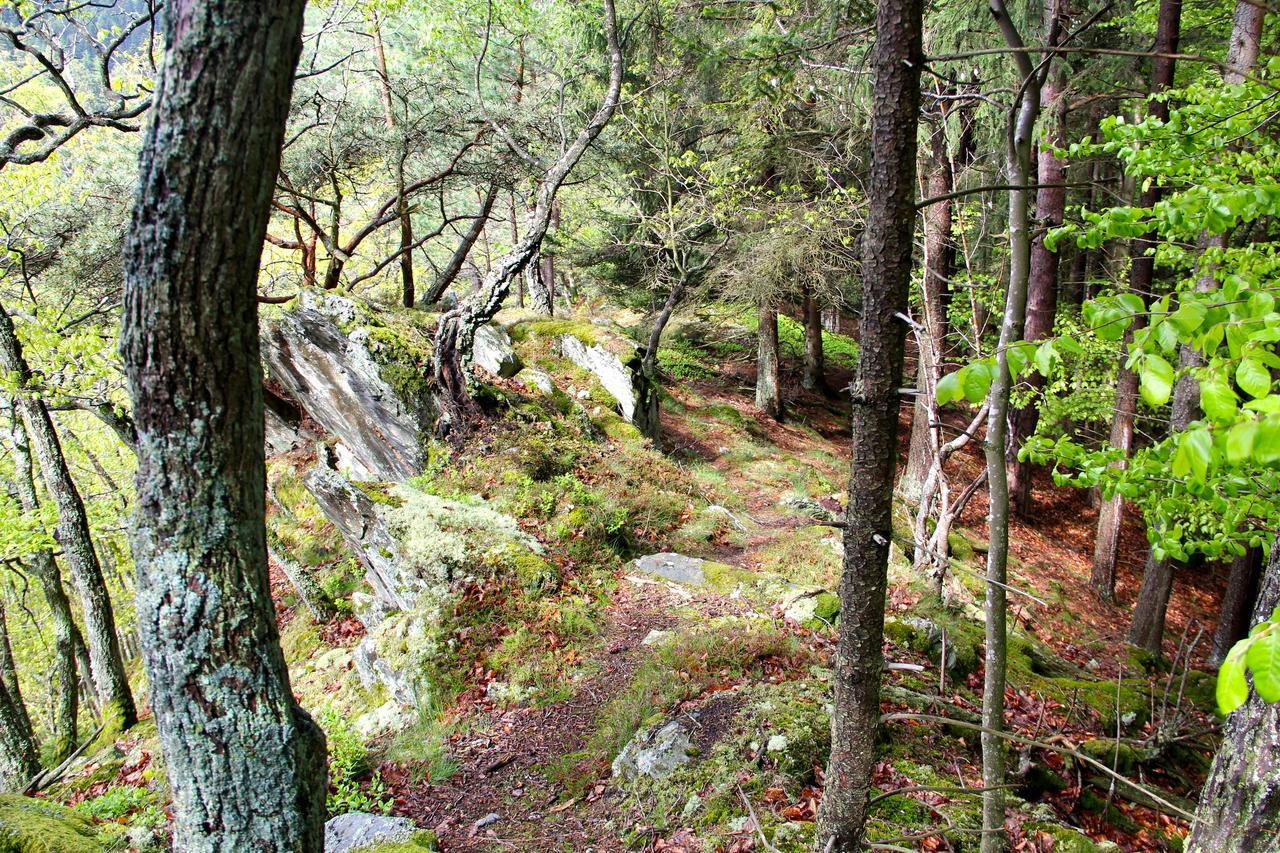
{"left": 1189, "top": 537, "right": 1280, "bottom": 850}
{"left": 814, "top": 0, "right": 924, "bottom": 845}
{"left": 0, "top": 303, "right": 135, "bottom": 728}
{"left": 432, "top": 0, "right": 624, "bottom": 431}
{"left": 1091, "top": 0, "right": 1182, "bottom": 604}
{"left": 755, "top": 303, "right": 783, "bottom": 420}
{"left": 120, "top": 2, "right": 326, "bottom": 849}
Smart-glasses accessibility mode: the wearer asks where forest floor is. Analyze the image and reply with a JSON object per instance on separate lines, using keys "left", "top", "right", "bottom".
{"left": 370, "top": 349, "right": 1225, "bottom": 851}
{"left": 51, "top": 313, "right": 1226, "bottom": 853}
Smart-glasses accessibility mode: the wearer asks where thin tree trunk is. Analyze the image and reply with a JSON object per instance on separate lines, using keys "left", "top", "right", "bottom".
{"left": 121, "top": 3, "right": 325, "bottom": 850}
{"left": 813, "top": 0, "right": 923, "bottom": 844}
{"left": 982, "top": 1, "right": 1046, "bottom": 845}
{"left": 801, "top": 284, "right": 828, "bottom": 394}
{"left": 368, "top": 12, "right": 416, "bottom": 308}
{"left": 1187, "top": 534, "right": 1280, "bottom": 850}
{"left": 0, "top": 304, "right": 135, "bottom": 728}
{"left": 424, "top": 183, "right": 498, "bottom": 307}
{"left": 1211, "top": 547, "right": 1261, "bottom": 666}
{"left": 1008, "top": 65, "right": 1067, "bottom": 518}
{"left": 3, "top": 406, "right": 78, "bottom": 759}
{"left": 0, "top": 598, "right": 38, "bottom": 792}
{"left": 0, "top": 601, "right": 32, "bottom": 749}
{"left": 902, "top": 107, "right": 957, "bottom": 503}
{"left": 755, "top": 304, "right": 783, "bottom": 421}
{"left": 642, "top": 276, "right": 689, "bottom": 376}
{"left": 1093, "top": 0, "right": 1181, "bottom": 603}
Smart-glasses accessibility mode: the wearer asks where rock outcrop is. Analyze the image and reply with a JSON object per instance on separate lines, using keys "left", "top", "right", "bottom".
{"left": 612, "top": 720, "right": 695, "bottom": 781}
{"left": 472, "top": 323, "right": 522, "bottom": 378}
{"left": 553, "top": 327, "right": 659, "bottom": 439}
{"left": 324, "top": 813, "right": 433, "bottom": 852}
{"left": 262, "top": 291, "right": 436, "bottom": 480}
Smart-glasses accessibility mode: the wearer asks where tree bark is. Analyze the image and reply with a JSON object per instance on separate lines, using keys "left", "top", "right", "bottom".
{"left": 642, "top": 275, "right": 689, "bottom": 376}
{"left": 813, "top": 0, "right": 923, "bottom": 844}
{"left": 2, "top": 405, "right": 78, "bottom": 759}
{"left": 902, "top": 106, "right": 956, "bottom": 503}
{"left": 1187, "top": 536, "right": 1280, "bottom": 850}
{"left": 1211, "top": 547, "right": 1261, "bottom": 666}
{"left": 755, "top": 304, "right": 783, "bottom": 421}
{"left": 0, "top": 304, "right": 135, "bottom": 728}
{"left": 801, "top": 284, "right": 828, "bottom": 394}
{"left": 1093, "top": 0, "right": 1181, "bottom": 603}
{"left": 1008, "top": 64, "right": 1068, "bottom": 518}
{"left": 120, "top": 3, "right": 326, "bottom": 851}
{"left": 0, "top": 600, "right": 32, "bottom": 750}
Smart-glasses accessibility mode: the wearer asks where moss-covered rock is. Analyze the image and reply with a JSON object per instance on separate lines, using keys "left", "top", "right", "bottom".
{"left": 0, "top": 794, "right": 102, "bottom": 853}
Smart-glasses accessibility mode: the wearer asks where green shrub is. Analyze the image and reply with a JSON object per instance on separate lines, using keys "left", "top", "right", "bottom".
{"left": 318, "top": 705, "right": 394, "bottom": 817}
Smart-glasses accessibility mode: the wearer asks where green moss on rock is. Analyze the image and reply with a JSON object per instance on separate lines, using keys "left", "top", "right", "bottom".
{"left": 0, "top": 795, "right": 102, "bottom": 853}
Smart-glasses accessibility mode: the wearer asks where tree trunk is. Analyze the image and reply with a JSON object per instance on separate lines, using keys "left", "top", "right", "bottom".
{"left": 813, "top": 0, "right": 923, "bottom": 845}
{"left": 0, "top": 601, "right": 32, "bottom": 750}
{"left": 1008, "top": 65, "right": 1067, "bottom": 518}
{"left": 902, "top": 108, "right": 957, "bottom": 504}
{"left": 1129, "top": 550, "right": 1178, "bottom": 651}
{"left": 982, "top": 2, "right": 1045, "bottom": 846}
{"left": 431, "top": 0, "right": 623, "bottom": 433}
{"left": 0, "top": 599, "right": 38, "bottom": 792}
{"left": 1093, "top": 0, "right": 1181, "bottom": 603}
{"left": 120, "top": 3, "right": 326, "bottom": 851}
{"left": 3, "top": 407, "right": 78, "bottom": 759}
{"left": 755, "top": 304, "right": 783, "bottom": 421}
{"left": 0, "top": 304, "right": 135, "bottom": 729}
{"left": 801, "top": 284, "right": 828, "bottom": 394}
{"left": 1211, "top": 547, "right": 1261, "bottom": 666}
{"left": 1187, "top": 536, "right": 1280, "bottom": 850}
{"left": 424, "top": 183, "right": 498, "bottom": 307}
{"left": 642, "top": 276, "right": 689, "bottom": 376}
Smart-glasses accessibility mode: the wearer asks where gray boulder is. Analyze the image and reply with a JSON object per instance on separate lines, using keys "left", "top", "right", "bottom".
{"left": 473, "top": 323, "right": 522, "bottom": 378}
{"left": 612, "top": 720, "right": 694, "bottom": 781}
{"left": 262, "top": 291, "right": 434, "bottom": 481}
{"left": 635, "top": 552, "right": 706, "bottom": 586}
{"left": 324, "top": 813, "right": 420, "bottom": 852}
{"left": 778, "top": 493, "right": 836, "bottom": 522}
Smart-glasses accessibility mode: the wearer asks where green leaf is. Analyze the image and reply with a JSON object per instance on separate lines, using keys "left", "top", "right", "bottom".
{"left": 1237, "top": 358, "right": 1272, "bottom": 400}
{"left": 1139, "top": 354, "right": 1175, "bottom": 407}
{"left": 1247, "top": 629, "right": 1280, "bottom": 702}
{"left": 936, "top": 370, "right": 962, "bottom": 406}
{"left": 1180, "top": 428, "right": 1213, "bottom": 482}
{"left": 1256, "top": 418, "right": 1280, "bottom": 464}
{"left": 1200, "top": 378, "right": 1238, "bottom": 421}
{"left": 1217, "top": 648, "right": 1250, "bottom": 715}
{"left": 1226, "top": 419, "right": 1258, "bottom": 464}
{"left": 963, "top": 362, "right": 993, "bottom": 404}
{"left": 1168, "top": 300, "right": 1207, "bottom": 335}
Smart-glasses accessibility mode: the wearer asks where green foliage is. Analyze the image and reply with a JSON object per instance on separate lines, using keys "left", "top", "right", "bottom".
{"left": 317, "top": 705, "right": 394, "bottom": 817}
{"left": 1217, "top": 608, "right": 1280, "bottom": 715}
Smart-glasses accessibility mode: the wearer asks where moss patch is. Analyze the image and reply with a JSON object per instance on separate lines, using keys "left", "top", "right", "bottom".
{"left": 0, "top": 795, "right": 102, "bottom": 853}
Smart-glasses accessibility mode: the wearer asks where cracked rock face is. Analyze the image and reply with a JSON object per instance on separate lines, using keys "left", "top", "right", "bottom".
{"left": 262, "top": 291, "right": 433, "bottom": 481}
{"left": 473, "top": 323, "right": 523, "bottom": 378}
{"left": 556, "top": 332, "right": 659, "bottom": 438}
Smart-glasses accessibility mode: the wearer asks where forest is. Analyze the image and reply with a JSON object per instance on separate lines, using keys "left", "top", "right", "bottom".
{"left": 0, "top": 0, "right": 1274, "bottom": 850}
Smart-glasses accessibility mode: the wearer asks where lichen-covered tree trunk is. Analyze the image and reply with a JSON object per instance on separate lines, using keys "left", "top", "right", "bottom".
{"left": 813, "top": 0, "right": 923, "bottom": 844}
{"left": 0, "top": 304, "right": 135, "bottom": 729}
{"left": 755, "top": 304, "right": 783, "bottom": 421}
{"left": 0, "top": 602, "right": 32, "bottom": 750}
{"left": 902, "top": 109, "right": 956, "bottom": 504}
{"left": 1187, "top": 536, "right": 1280, "bottom": 851}
{"left": 120, "top": 2, "right": 326, "bottom": 851}
{"left": 3, "top": 407, "right": 78, "bottom": 758}
{"left": 0, "top": 602, "right": 38, "bottom": 792}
